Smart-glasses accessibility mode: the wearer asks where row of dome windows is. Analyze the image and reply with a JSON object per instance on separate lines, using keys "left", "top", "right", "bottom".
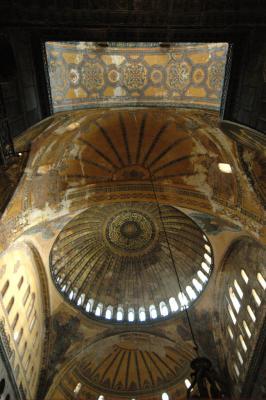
{"left": 58, "top": 276, "right": 206, "bottom": 322}
{"left": 226, "top": 269, "right": 265, "bottom": 379}
{"left": 74, "top": 379, "right": 193, "bottom": 399}
{"left": 55, "top": 244, "right": 212, "bottom": 322}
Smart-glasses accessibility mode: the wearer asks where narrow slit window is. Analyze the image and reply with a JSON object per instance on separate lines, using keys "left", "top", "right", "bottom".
{"left": 139, "top": 307, "right": 146, "bottom": 321}
{"left": 229, "top": 287, "right": 241, "bottom": 313}
{"left": 252, "top": 289, "right": 261, "bottom": 306}
{"left": 159, "top": 301, "right": 169, "bottom": 317}
{"left": 241, "top": 269, "right": 249, "bottom": 284}
{"left": 227, "top": 326, "right": 234, "bottom": 340}
{"left": 184, "top": 379, "right": 191, "bottom": 389}
{"left": 95, "top": 303, "right": 103, "bottom": 316}
{"left": 239, "top": 335, "right": 247, "bottom": 352}
{"left": 1, "top": 281, "right": 9, "bottom": 298}
{"left": 105, "top": 306, "right": 113, "bottom": 320}
{"left": 29, "top": 311, "right": 37, "bottom": 332}
{"left": 77, "top": 293, "right": 85, "bottom": 306}
{"left": 192, "top": 278, "right": 202, "bottom": 293}
{"left": 228, "top": 303, "right": 237, "bottom": 325}
{"left": 128, "top": 308, "right": 135, "bottom": 322}
{"left": 85, "top": 298, "right": 94, "bottom": 312}
{"left": 14, "top": 328, "right": 23, "bottom": 345}
{"left": 178, "top": 292, "right": 189, "bottom": 308}
{"left": 186, "top": 286, "right": 197, "bottom": 300}
{"left": 149, "top": 304, "right": 157, "bottom": 319}
{"left": 247, "top": 305, "right": 256, "bottom": 322}
{"left": 237, "top": 350, "right": 243, "bottom": 365}
{"left": 234, "top": 363, "right": 240, "bottom": 377}
{"left": 243, "top": 320, "right": 252, "bottom": 338}
{"left": 23, "top": 285, "right": 30, "bottom": 305}
{"left": 204, "top": 253, "right": 212, "bottom": 264}
{"left": 257, "top": 273, "right": 266, "bottom": 290}
{"left": 18, "top": 277, "right": 24, "bottom": 290}
{"left": 117, "top": 306, "right": 124, "bottom": 321}
{"left": 197, "top": 270, "right": 208, "bottom": 283}
{"left": 12, "top": 313, "right": 19, "bottom": 330}
{"left": 234, "top": 280, "right": 243, "bottom": 299}
{"left": 201, "top": 262, "right": 210, "bottom": 274}
{"left": 6, "top": 297, "right": 14, "bottom": 314}
{"left": 169, "top": 297, "right": 178, "bottom": 312}
{"left": 204, "top": 244, "right": 211, "bottom": 253}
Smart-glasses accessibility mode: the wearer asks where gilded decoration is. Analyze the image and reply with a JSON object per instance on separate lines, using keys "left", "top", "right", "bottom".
{"left": 50, "top": 202, "right": 214, "bottom": 321}
{"left": 45, "top": 42, "right": 228, "bottom": 111}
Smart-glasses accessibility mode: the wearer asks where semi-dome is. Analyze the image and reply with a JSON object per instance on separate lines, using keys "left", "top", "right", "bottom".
{"left": 50, "top": 202, "right": 213, "bottom": 323}
{"left": 57, "top": 332, "right": 195, "bottom": 398}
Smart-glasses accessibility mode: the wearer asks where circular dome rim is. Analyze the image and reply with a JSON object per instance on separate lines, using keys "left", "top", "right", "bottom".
{"left": 49, "top": 202, "right": 214, "bottom": 325}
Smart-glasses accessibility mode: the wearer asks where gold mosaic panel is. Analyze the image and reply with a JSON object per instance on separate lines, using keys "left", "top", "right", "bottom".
{"left": 45, "top": 42, "right": 228, "bottom": 112}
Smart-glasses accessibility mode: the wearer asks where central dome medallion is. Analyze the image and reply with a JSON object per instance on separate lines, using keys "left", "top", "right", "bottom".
{"left": 105, "top": 209, "right": 157, "bottom": 255}
{"left": 50, "top": 202, "right": 213, "bottom": 323}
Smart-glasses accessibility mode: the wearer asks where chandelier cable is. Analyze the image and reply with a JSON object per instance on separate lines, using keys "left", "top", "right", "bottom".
{"left": 148, "top": 168, "right": 199, "bottom": 356}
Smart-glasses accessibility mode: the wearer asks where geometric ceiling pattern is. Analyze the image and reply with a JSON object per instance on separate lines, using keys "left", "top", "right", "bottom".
{"left": 45, "top": 42, "right": 228, "bottom": 112}
{"left": 50, "top": 202, "right": 213, "bottom": 323}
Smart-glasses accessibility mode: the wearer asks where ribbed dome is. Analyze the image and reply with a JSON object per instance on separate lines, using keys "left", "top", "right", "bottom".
{"left": 67, "top": 332, "right": 194, "bottom": 397}
{"left": 50, "top": 202, "right": 213, "bottom": 323}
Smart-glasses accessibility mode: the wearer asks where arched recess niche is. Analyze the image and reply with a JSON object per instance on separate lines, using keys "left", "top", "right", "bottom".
{"left": 214, "top": 237, "right": 266, "bottom": 396}
{"left": 0, "top": 241, "right": 50, "bottom": 399}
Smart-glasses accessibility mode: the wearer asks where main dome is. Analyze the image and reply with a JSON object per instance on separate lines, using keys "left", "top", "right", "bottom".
{"left": 50, "top": 202, "right": 213, "bottom": 323}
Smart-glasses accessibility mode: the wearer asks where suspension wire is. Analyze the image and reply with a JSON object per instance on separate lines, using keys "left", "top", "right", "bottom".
{"left": 148, "top": 168, "right": 199, "bottom": 356}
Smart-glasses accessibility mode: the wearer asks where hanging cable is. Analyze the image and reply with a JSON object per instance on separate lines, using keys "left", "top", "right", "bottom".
{"left": 148, "top": 168, "right": 199, "bottom": 356}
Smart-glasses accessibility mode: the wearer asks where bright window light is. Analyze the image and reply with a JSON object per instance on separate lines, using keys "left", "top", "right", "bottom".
{"left": 243, "top": 320, "right": 251, "bottom": 338}
{"left": 247, "top": 305, "right": 256, "bottom": 322}
{"left": 184, "top": 379, "right": 191, "bottom": 389}
{"left": 227, "top": 326, "right": 234, "bottom": 340}
{"left": 149, "top": 305, "right": 157, "bottom": 319}
{"left": 186, "top": 286, "right": 197, "bottom": 300}
{"left": 241, "top": 269, "right": 249, "bottom": 284}
{"left": 105, "top": 306, "right": 113, "bottom": 320}
{"left": 197, "top": 270, "right": 208, "bottom": 283}
{"left": 234, "top": 280, "right": 243, "bottom": 299}
{"left": 228, "top": 303, "right": 237, "bottom": 325}
{"left": 204, "top": 253, "right": 212, "bottom": 264}
{"left": 257, "top": 272, "right": 266, "bottom": 290}
{"left": 128, "top": 308, "right": 135, "bottom": 322}
{"left": 74, "top": 383, "right": 82, "bottom": 395}
{"left": 234, "top": 363, "right": 240, "bottom": 377}
{"left": 160, "top": 302, "right": 169, "bottom": 317}
{"left": 204, "top": 244, "right": 211, "bottom": 253}
{"left": 252, "top": 289, "right": 261, "bottom": 306}
{"left": 178, "top": 292, "right": 189, "bottom": 308}
{"left": 162, "top": 393, "right": 169, "bottom": 400}
{"left": 239, "top": 335, "right": 247, "bottom": 352}
{"left": 192, "top": 278, "right": 202, "bottom": 293}
{"left": 229, "top": 287, "right": 241, "bottom": 313}
{"left": 117, "top": 306, "right": 124, "bottom": 321}
{"left": 218, "top": 163, "right": 232, "bottom": 173}
{"left": 169, "top": 297, "right": 179, "bottom": 312}
{"left": 95, "top": 303, "right": 103, "bottom": 316}
{"left": 139, "top": 307, "right": 146, "bottom": 322}
{"left": 237, "top": 350, "right": 243, "bottom": 365}
{"left": 201, "top": 261, "right": 210, "bottom": 274}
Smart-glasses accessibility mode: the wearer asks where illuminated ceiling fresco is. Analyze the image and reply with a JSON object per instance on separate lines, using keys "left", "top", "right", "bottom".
{"left": 45, "top": 42, "right": 228, "bottom": 112}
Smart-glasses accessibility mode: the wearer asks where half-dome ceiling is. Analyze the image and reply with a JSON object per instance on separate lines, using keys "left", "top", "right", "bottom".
{"left": 60, "top": 332, "right": 194, "bottom": 398}
{"left": 50, "top": 202, "right": 213, "bottom": 323}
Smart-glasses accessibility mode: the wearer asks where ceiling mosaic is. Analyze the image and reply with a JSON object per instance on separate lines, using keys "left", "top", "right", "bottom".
{"left": 45, "top": 42, "right": 228, "bottom": 112}
{"left": 50, "top": 202, "right": 213, "bottom": 323}
{"left": 55, "top": 332, "right": 195, "bottom": 399}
